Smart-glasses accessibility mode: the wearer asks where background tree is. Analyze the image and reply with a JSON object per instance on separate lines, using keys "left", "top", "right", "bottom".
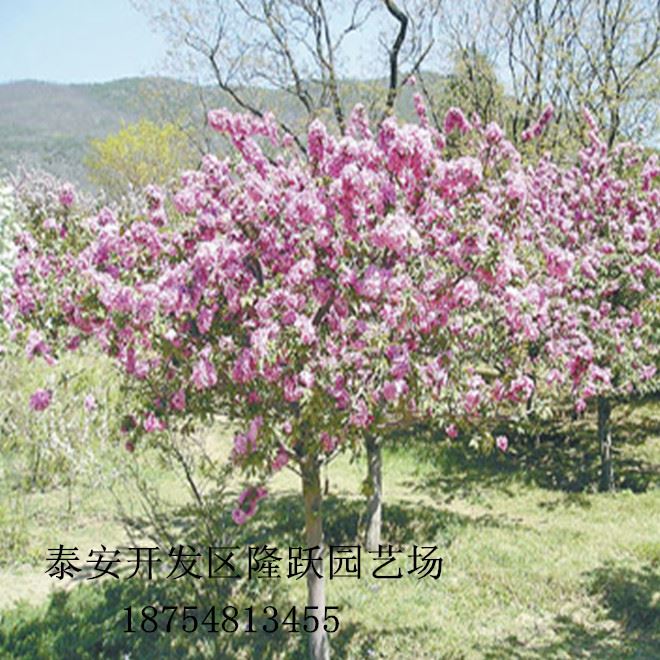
{"left": 445, "top": 46, "right": 506, "bottom": 126}
{"left": 502, "top": 0, "right": 659, "bottom": 147}
{"left": 86, "top": 119, "right": 199, "bottom": 198}
{"left": 573, "top": 0, "right": 659, "bottom": 147}
{"left": 132, "top": 0, "right": 441, "bottom": 145}
{"left": 421, "top": 0, "right": 659, "bottom": 148}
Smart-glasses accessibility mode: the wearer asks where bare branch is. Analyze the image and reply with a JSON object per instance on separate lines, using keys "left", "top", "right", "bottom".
{"left": 383, "top": 0, "right": 409, "bottom": 115}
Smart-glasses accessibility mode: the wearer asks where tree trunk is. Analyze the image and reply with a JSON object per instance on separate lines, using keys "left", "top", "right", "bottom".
{"left": 301, "top": 455, "right": 330, "bottom": 660}
{"left": 364, "top": 434, "right": 383, "bottom": 552}
{"left": 598, "top": 396, "right": 614, "bottom": 493}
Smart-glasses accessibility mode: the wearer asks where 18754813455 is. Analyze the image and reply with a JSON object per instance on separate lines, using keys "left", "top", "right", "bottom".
{"left": 123, "top": 604, "right": 340, "bottom": 635}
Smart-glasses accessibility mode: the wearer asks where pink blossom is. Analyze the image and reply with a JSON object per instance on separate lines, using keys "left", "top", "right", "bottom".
{"left": 232, "top": 485, "right": 268, "bottom": 524}
{"left": 233, "top": 420, "right": 261, "bottom": 459}
{"left": 197, "top": 307, "right": 214, "bottom": 334}
{"left": 444, "top": 107, "right": 471, "bottom": 135}
{"left": 29, "top": 388, "right": 52, "bottom": 412}
{"left": 255, "top": 486, "right": 268, "bottom": 502}
{"left": 350, "top": 399, "right": 373, "bottom": 428}
{"left": 59, "top": 184, "right": 75, "bottom": 208}
{"left": 508, "top": 375, "right": 535, "bottom": 403}
{"left": 347, "top": 104, "right": 372, "bottom": 139}
{"left": 464, "top": 389, "right": 481, "bottom": 414}
{"left": 382, "top": 379, "right": 408, "bottom": 404}
{"left": 283, "top": 376, "right": 303, "bottom": 402}
{"left": 233, "top": 433, "right": 253, "bottom": 457}
{"left": 640, "top": 365, "right": 656, "bottom": 381}
{"left": 308, "top": 119, "right": 332, "bottom": 162}
{"left": 495, "top": 435, "right": 508, "bottom": 452}
{"left": 320, "top": 432, "right": 338, "bottom": 453}
{"left": 454, "top": 279, "right": 480, "bottom": 308}
{"left": 25, "top": 330, "right": 48, "bottom": 360}
{"left": 66, "top": 336, "right": 82, "bottom": 351}
{"left": 522, "top": 103, "right": 554, "bottom": 142}
{"left": 246, "top": 416, "right": 263, "bottom": 444}
{"left": 295, "top": 315, "right": 317, "bottom": 345}
{"left": 546, "top": 369, "right": 564, "bottom": 386}
{"left": 272, "top": 446, "right": 290, "bottom": 472}
{"left": 413, "top": 93, "right": 428, "bottom": 127}
{"left": 286, "top": 258, "right": 315, "bottom": 286}
{"left": 299, "top": 369, "right": 315, "bottom": 389}
{"left": 144, "top": 411, "right": 166, "bottom": 433}
{"left": 485, "top": 122, "right": 503, "bottom": 143}
{"left": 43, "top": 217, "right": 58, "bottom": 231}
{"left": 171, "top": 389, "right": 186, "bottom": 411}
{"left": 192, "top": 356, "right": 217, "bottom": 390}
{"left": 232, "top": 508, "right": 248, "bottom": 525}
{"left": 237, "top": 487, "right": 252, "bottom": 506}
{"left": 232, "top": 349, "right": 256, "bottom": 384}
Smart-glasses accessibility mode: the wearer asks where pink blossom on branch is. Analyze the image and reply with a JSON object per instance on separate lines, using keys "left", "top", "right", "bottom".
{"left": 3, "top": 99, "right": 658, "bottom": 513}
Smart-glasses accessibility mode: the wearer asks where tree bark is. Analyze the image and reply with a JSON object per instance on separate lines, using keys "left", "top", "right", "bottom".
{"left": 364, "top": 434, "right": 383, "bottom": 552}
{"left": 598, "top": 396, "right": 614, "bottom": 493}
{"left": 301, "top": 455, "right": 330, "bottom": 660}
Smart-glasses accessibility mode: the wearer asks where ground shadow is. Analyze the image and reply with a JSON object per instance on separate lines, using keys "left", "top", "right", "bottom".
{"left": 479, "top": 561, "right": 659, "bottom": 659}
{"left": 401, "top": 410, "right": 659, "bottom": 503}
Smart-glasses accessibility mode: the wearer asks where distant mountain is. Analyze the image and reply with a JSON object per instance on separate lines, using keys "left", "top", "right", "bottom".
{"left": 0, "top": 75, "right": 446, "bottom": 188}
{"left": 0, "top": 78, "right": 191, "bottom": 185}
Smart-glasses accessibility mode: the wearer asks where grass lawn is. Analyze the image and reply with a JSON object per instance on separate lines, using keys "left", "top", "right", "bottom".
{"left": 0, "top": 403, "right": 658, "bottom": 659}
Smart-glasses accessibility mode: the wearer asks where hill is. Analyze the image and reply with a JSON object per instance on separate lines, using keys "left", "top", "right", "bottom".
{"left": 0, "top": 78, "right": 201, "bottom": 185}
{"left": 0, "top": 75, "right": 444, "bottom": 187}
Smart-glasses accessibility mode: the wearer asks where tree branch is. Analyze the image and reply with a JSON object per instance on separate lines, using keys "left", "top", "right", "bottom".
{"left": 383, "top": 0, "right": 409, "bottom": 116}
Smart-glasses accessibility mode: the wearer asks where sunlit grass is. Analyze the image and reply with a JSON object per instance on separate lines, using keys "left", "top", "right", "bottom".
{"left": 1, "top": 403, "right": 658, "bottom": 658}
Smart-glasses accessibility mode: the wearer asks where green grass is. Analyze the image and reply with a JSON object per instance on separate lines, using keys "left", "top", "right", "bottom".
{"left": 0, "top": 404, "right": 658, "bottom": 659}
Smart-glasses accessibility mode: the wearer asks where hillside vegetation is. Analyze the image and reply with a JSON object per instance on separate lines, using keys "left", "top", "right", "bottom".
{"left": 0, "top": 75, "right": 442, "bottom": 187}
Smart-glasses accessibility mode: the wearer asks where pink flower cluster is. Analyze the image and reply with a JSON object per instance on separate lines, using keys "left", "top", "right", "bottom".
{"left": 522, "top": 104, "right": 554, "bottom": 142}
{"left": 232, "top": 485, "right": 268, "bottom": 525}
{"left": 29, "top": 388, "right": 52, "bottom": 411}
{"left": 232, "top": 416, "right": 263, "bottom": 461}
{"left": 4, "top": 98, "right": 657, "bottom": 486}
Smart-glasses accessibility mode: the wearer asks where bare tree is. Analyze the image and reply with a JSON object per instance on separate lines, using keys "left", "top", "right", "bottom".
{"left": 431, "top": 0, "right": 658, "bottom": 146}
{"left": 570, "top": 0, "right": 659, "bottom": 146}
{"left": 134, "top": 0, "right": 441, "bottom": 151}
{"left": 427, "top": 0, "right": 506, "bottom": 126}
{"left": 502, "top": 0, "right": 658, "bottom": 145}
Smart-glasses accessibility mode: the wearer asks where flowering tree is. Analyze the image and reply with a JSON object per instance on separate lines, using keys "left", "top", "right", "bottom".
{"left": 511, "top": 108, "right": 659, "bottom": 491}
{"left": 4, "top": 99, "right": 657, "bottom": 657}
{"left": 4, "top": 102, "right": 542, "bottom": 658}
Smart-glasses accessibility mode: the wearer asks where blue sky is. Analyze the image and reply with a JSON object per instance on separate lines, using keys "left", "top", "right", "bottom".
{"left": 0, "top": 1, "right": 388, "bottom": 85}
{"left": 0, "top": 0, "right": 167, "bottom": 83}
